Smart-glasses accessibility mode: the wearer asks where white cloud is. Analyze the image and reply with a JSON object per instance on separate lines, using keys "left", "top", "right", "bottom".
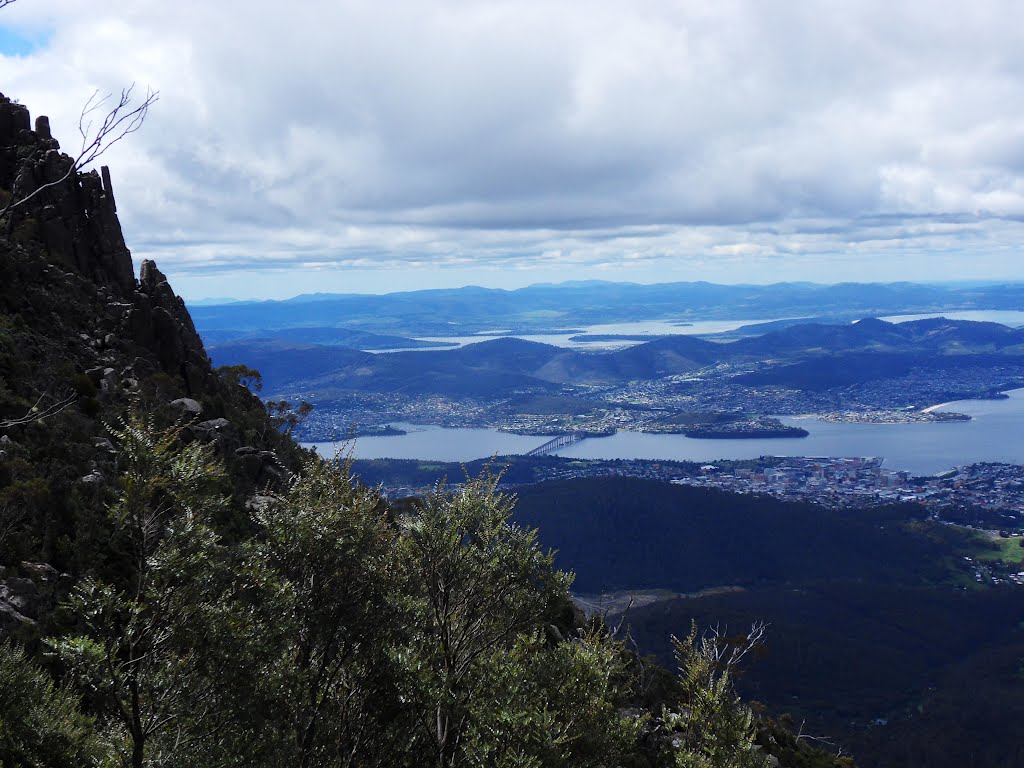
{"left": 3, "top": 0, "right": 1024, "bottom": 295}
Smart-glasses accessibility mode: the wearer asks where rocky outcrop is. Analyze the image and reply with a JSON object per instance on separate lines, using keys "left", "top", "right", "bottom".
{"left": 0, "top": 92, "right": 218, "bottom": 395}
{"left": 0, "top": 92, "right": 303, "bottom": 625}
{"left": 0, "top": 92, "right": 135, "bottom": 295}
{"left": 235, "top": 446, "right": 292, "bottom": 488}
{"left": 0, "top": 562, "right": 69, "bottom": 633}
{"left": 127, "top": 259, "right": 213, "bottom": 394}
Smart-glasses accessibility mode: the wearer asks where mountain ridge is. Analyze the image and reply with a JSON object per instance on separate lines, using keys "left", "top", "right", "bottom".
{"left": 208, "top": 316, "right": 1024, "bottom": 396}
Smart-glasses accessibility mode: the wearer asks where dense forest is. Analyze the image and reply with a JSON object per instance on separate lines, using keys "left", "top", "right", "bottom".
{"left": 4, "top": 418, "right": 835, "bottom": 767}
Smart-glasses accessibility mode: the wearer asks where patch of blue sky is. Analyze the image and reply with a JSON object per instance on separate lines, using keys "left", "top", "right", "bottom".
{"left": 0, "top": 25, "right": 50, "bottom": 57}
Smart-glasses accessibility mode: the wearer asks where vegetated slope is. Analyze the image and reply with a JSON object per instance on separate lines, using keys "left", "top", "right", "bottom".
{"left": 511, "top": 476, "right": 966, "bottom": 593}
{"left": 512, "top": 473, "right": 1024, "bottom": 768}
{"left": 541, "top": 334, "right": 726, "bottom": 384}
{"left": 620, "top": 584, "right": 1024, "bottom": 768}
{"left": 210, "top": 337, "right": 575, "bottom": 396}
{"left": 207, "top": 340, "right": 376, "bottom": 390}
{"left": 850, "top": 633, "right": 1024, "bottom": 768}
{"left": 729, "top": 317, "right": 1024, "bottom": 358}
{"left": 734, "top": 351, "right": 1024, "bottom": 392}
{"left": 510, "top": 473, "right": 1024, "bottom": 768}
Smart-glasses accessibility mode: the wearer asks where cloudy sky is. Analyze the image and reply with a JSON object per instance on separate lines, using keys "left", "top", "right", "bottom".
{"left": 3, "top": 0, "right": 1024, "bottom": 298}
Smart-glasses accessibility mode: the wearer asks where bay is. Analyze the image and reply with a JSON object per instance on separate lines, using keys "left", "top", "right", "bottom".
{"left": 400, "top": 318, "right": 794, "bottom": 351}
{"left": 305, "top": 389, "right": 1024, "bottom": 476}
{"left": 879, "top": 310, "right": 1024, "bottom": 328}
{"left": 370, "top": 310, "right": 1024, "bottom": 353}
{"left": 305, "top": 424, "right": 542, "bottom": 463}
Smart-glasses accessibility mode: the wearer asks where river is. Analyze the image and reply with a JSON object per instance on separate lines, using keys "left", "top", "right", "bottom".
{"left": 304, "top": 389, "right": 1024, "bottom": 476}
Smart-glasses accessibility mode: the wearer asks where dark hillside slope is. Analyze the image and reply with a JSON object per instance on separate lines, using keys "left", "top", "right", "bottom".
{"left": 621, "top": 585, "right": 1024, "bottom": 768}
{"left": 553, "top": 334, "right": 728, "bottom": 383}
{"left": 208, "top": 339, "right": 375, "bottom": 391}
{"left": 729, "top": 317, "right": 1024, "bottom": 358}
{"left": 210, "top": 336, "right": 575, "bottom": 397}
{"left": 735, "top": 350, "right": 1024, "bottom": 392}
{"left": 439, "top": 336, "right": 569, "bottom": 371}
{"left": 511, "top": 476, "right": 953, "bottom": 593}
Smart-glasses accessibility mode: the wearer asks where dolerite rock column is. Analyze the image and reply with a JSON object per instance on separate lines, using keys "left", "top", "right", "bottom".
{"left": 0, "top": 92, "right": 135, "bottom": 295}
{"left": 129, "top": 259, "right": 213, "bottom": 395}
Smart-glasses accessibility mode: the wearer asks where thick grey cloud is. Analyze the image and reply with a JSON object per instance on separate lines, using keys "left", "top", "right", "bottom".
{"left": 3, "top": 0, "right": 1024, "bottom": 295}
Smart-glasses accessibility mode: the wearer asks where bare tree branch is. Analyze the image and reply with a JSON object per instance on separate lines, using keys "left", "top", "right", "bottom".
{"left": 0, "top": 1, "right": 19, "bottom": 10}
{"left": 0, "top": 506, "right": 26, "bottom": 551}
{"left": 795, "top": 719, "right": 841, "bottom": 750}
{"left": 0, "top": 84, "right": 159, "bottom": 220}
{"left": 609, "top": 594, "right": 634, "bottom": 638}
{"left": 0, "top": 390, "right": 76, "bottom": 430}
{"left": 703, "top": 621, "right": 768, "bottom": 674}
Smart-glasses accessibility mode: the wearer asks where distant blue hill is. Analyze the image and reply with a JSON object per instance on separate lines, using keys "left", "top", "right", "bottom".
{"left": 190, "top": 280, "right": 1024, "bottom": 339}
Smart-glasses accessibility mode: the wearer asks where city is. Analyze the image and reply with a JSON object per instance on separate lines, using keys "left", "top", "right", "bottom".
{"left": 291, "top": 355, "right": 1024, "bottom": 439}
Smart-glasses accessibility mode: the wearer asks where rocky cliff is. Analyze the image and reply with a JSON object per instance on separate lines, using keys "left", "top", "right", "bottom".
{"left": 0, "top": 93, "right": 134, "bottom": 294}
{"left": 0, "top": 91, "right": 213, "bottom": 393}
{"left": 0, "top": 93, "right": 302, "bottom": 636}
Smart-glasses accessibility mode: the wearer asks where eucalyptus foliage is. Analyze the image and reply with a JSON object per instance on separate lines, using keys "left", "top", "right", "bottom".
{"left": 3, "top": 416, "right": 806, "bottom": 768}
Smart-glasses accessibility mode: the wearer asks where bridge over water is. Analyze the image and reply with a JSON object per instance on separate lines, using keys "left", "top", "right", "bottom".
{"left": 525, "top": 432, "right": 587, "bottom": 456}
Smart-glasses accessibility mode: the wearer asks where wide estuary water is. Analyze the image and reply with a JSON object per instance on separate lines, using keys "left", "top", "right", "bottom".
{"left": 305, "top": 389, "right": 1024, "bottom": 476}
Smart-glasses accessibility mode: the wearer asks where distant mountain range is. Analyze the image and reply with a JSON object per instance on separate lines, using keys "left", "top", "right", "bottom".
{"left": 190, "top": 280, "right": 1024, "bottom": 338}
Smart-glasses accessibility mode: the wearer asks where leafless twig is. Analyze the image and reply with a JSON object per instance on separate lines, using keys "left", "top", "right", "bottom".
{"left": 609, "top": 594, "right": 635, "bottom": 638}
{"left": 0, "top": 506, "right": 26, "bottom": 550}
{"left": 703, "top": 621, "right": 768, "bottom": 673}
{"left": 795, "top": 718, "right": 844, "bottom": 752}
{"left": 0, "top": 390, "right": 77, "bottom": 430}
{"left": 0, "top": 84, "right": 159, "bottom": 219}
{"left": 0, "top": 1, "right": 19, "bottom": 10}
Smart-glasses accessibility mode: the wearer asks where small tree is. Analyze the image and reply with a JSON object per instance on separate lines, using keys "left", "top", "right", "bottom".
{"left": 665, "top": 622, "right": 769, "bottom": 768}
{"left": 0, "top": 643, "right": 111, "bottom": 767}
{"left": 217, "top": 364, "right": 263, "bottom": 393}
{"left": 267, "top": 399, "right": 314, "bottom": 436}
{"left": 397, "top": 472, "right": 574, "bottom": 767}
{"left": 50, "top": 415, "right": 230, "bottom": 768}
{"left": 459, "top": 625, "right": 644, "bottom": 768}
{"left": 244, "top": 456, "right": 400, "bottom": 768}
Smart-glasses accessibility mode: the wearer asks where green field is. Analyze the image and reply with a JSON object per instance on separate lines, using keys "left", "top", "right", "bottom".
{"left": 972, "top": 532, "right": 1024, "bottom": 566}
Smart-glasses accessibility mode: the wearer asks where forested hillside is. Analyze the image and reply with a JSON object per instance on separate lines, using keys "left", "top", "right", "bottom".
{"left": 511, "top": 475, "right": 1024, "bottom": 768}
